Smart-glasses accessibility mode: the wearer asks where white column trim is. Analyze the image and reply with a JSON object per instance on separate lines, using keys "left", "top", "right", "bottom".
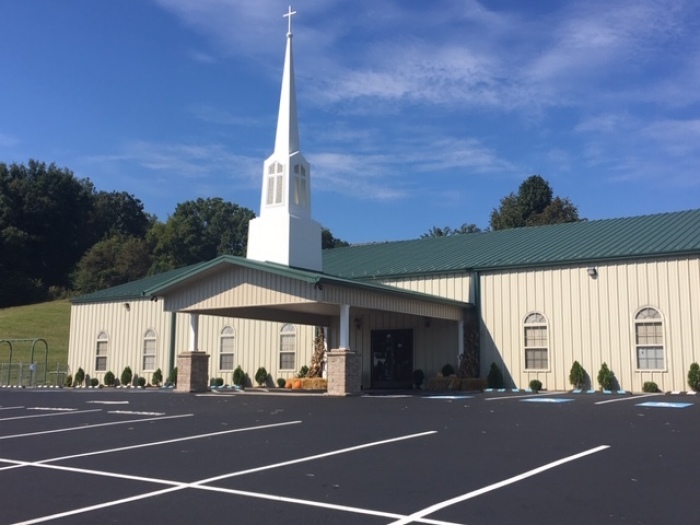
{"left": 189, "top": 313, "right": 199, "bottom": 352}
{"left": 339, "top": 304, "right": 350, "bottom": 349}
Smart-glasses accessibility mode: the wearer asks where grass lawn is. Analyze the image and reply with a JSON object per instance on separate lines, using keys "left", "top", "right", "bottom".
{"left": 0, "top": 300, "right": 71, "bottom": 371}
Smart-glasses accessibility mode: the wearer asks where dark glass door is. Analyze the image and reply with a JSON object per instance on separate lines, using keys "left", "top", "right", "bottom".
{"left": 371, "top": 329, "right": 413, "bottom": 389}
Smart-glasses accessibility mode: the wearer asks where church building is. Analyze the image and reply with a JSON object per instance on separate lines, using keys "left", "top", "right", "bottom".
{"left": 68, "top": 8, "right": 700, "bottom": 395}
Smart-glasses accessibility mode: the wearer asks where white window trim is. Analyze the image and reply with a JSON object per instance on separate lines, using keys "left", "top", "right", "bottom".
{"left": 523, "top": 312, "right": 550, "bottom": 372}
{"left": 279, "top": 324, "right": 296, "bottom": 371}
{"left": 219, "top": 325, "right": 235, "bottom": 371}
{"left": 633, "top": 306, "right": 666, "bottom": 372}
{"left": 96, "top": 331, "right": 109, "bottom": 372}
{"left": 142, "top": 329, "right": 157, "bottom": 372}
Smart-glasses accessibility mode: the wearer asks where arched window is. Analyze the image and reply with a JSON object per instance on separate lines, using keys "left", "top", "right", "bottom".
{"left": 142, "top": 329, "right": 157, "bottom": 371}
{"left": 524, "top": 313, "right": 548, "bottom": 370}
{"left": 279, "top": 324, "right": 296, "bottom": 370}
{"left": 95, "top": 331, "right": 109, "bottom": 371}
{"left": 635, "top": 307, "right": 664, "bottom": 370}
{"left": 220, "top": 326, "right": 235, "bottom": 371}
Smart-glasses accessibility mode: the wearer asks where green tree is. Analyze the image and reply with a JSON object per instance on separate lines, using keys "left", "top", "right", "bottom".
{"left": 148, "top": 198, "right": 255, "bottom": 272}
{"left": 489, "top": 175, "right": 581, "bottom": 231}
{"left": 0, "top": 160, "right": 95, "bottom": 306}
{"left": 322, "top": 228, "right": 350, "bottom": 249}
{"left": 72, "top": 235, "right": 153, "bottom": 294}
{"left": 421, "top": 223, "right": 481, "bottom": 238}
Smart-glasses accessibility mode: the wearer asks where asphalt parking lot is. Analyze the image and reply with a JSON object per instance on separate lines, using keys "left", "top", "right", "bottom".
{"left": 0, "top": 388, "right": 697, "bottom": 524}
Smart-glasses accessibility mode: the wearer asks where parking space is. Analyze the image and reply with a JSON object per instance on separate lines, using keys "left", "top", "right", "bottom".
{"left": 0, "top": 389, "right": 697, "bottom": 524}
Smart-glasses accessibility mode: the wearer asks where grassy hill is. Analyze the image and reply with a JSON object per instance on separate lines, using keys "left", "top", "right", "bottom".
{"left": 0, "top": 300, "right": 71, "bottom": 373}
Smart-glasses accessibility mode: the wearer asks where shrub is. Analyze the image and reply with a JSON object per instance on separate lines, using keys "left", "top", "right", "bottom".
{"left": 688, "top": 363, "right": 700, "bottom": 392}
{"left": 255, "top": 367, "right": 268, "bottom": 386}
{"left": 168, "top": 367, "right": 178, "bottom": 386}
{"left": 137, "top": 376, "right": 146, "bottom": 387}
{"left": 297, "top": 365, "right": 309, "bottom": 378}
{"left": 529, "top": 379, "right": 543, "bottom": 393}
{"left": 214, "top": 377, "right": 224, "bottom": 387}
{"left": 90, "top": 377, "right": 99, "bottom": 387}
{"left": 104, "top": 371, "right": 115, "bottom": 387}
{"left": 569, "top": 361, "right": 586, "bottom": 390}
{"left": 413, "top": 369, "right": 425, "bottom": 388}
{"left": 121, "top": 366, "right": 133, "bottom": 386}
{"left": 64, "top": 374, "right": 73, "bottom": 387}
{"left": 232, "top": 366, "right": 246, "bottom": 387}
{"left": 487, "top": 363, "right": 504, "bottom": 388}
{"left": 152, "top": 368, "right": 163, "bottom": 387}
{"left": 642, "top": 381, "right": 660, "bottom": 393}
{"left": 441, "top": 363, "right": 455, "bottom": 377}
{"left": 597, "top": 362, "right": 615, "bottom": 390}
{"left": 74, "top": 367, "right": 85, "bottom": 386}
{"left": 277, "top": 378, "right": 286, "bottom": 388}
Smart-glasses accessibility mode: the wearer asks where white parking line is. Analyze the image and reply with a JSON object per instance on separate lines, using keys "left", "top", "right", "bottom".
{"left": 485, "top": 391, "right": 565, "bottom": 401}
{"left": 0, "top": 413, "right": 193, "bottom": 441}
{"left": 0, "top": 406, "right": 24, "bottom": 411}
{"left": 39, "top": 420, "right": 302, "bottom": 464}
{"left": 386, "top": 445, "right": 610, "bottom": 525}
{"left": 595, "top": 393, "right": 661, "bottom": 405}
{"left": 0, "top": 409, "right": 101, "bottom": 422}
{"left": 5, "top": 430, "right": 441, "bottom": 525}
{"left": 194, "top": 430, "right": 437, "bottom": 485}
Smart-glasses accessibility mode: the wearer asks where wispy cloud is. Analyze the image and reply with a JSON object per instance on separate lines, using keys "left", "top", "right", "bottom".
{"left": 0, "top": 132, "right": 19, "bottom": 148}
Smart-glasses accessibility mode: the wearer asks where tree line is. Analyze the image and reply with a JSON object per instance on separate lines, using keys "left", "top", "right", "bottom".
{"left": 0, "top": 161, "right": 580, "bottom": 308}
{"left": 421, "top": 174, "right": 581, "bottom": 237}
{"left": 0, "top": 160, "right": 348, "bottom": 308}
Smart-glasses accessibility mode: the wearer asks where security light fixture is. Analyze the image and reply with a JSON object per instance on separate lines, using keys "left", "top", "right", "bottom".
{"left": 587, "top": 267, "right": 598, "bottom": 278}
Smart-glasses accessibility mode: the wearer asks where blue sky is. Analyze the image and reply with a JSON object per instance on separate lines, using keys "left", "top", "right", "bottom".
{"left": 2, "top": 0, "right": 699, "bottom": 244}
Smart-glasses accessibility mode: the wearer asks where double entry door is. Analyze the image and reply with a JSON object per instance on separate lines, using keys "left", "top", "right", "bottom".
{"left": 370, "top": 329, "right": 413, "bottom": 389}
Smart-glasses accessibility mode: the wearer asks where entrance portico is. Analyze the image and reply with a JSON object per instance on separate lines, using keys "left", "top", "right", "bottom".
{"left": 146, "top": 255, "right": 469, "bottom": 394}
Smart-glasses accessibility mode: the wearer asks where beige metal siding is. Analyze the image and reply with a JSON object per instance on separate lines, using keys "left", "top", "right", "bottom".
{"left": 379, "top": 273, "right": 472, "bottom": 302}
{"left": 348, "top": 312, "right": 458, "bottom": 388}
{"left": 480, "top": 257, "right": 700, "bottom": 393}
{"left": 69, "top": 300, "right": 315, "bottom": 385}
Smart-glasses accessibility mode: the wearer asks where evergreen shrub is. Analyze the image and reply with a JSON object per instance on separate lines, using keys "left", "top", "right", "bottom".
{"left": 487, "top": 363, "right": 504, "bottom": 388}
{"left": 413, "top": 369, "right": 425, "bottom": 388}
{"left": 74, "top": 367, "right": 85, "bottom": 386}
{"left": 90, "top": 377, "right": 99, "bottom": 387}
{"left": 137, "top": 376, "right": 146, "bottom": 387}
{"left": 255, "top": 367, "right": 268, "bottom": 386}
{"left": 277, "top": 378, "right": 286, "bottom": 388}
{"left": 642, "top": 381, "right": 660, "bottom": 393}
{"left": 121, "top": 366, "right": 133, "bottom": 386}
{"left": 233, "top": 366, "right": 246, "bottom": 387}
{"left": 688, "top": 363, "right": 700, "bottom": 392}
{"left": 168, "top": 367, "right": 178, "bottom": 385}
{"left": 597, "top": 363, "right": 615, "bottom": 390}
{"left": 297, "top": 365, "right": 309, "bottom": 378}
{"left": 152, "top": 368, "right": 163, "bottom": 386}
{"left": 569, "top": 361, "right": 586, "bottom": 390}
{"left": 529, "top": 379, "right": 543, "bottom": 393}
{"left": 441, "top": 363, "right": 455, "bottom": 377}
{"left": 104, "top": 371, "right": 115, "bottom": 386}
{"left": 64, "top": 374, "right": 73, "bottom": 387}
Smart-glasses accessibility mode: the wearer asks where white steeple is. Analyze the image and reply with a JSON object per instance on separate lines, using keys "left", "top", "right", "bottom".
{"left": 246, "top": 6, "right": 323, "bottom": 271}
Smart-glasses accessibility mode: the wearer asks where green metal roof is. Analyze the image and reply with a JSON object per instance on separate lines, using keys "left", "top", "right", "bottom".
{"left": 322, "top": 209, "right": 700, "bottom": 279}
{"left": 72, "top": 255, "right": 467, "bottom": 307}
{"left": 74, "top": 209, "right": 700, "bottom": 304}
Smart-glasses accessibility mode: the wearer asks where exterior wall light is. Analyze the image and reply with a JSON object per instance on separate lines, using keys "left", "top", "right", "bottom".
{"left": 587, "top": 267, "right": 598, "bottom": 278}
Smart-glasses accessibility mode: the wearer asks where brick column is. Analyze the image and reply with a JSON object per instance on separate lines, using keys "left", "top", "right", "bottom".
{"left": 326, "top": 348, "right": 361, "bottom": 396}
{"left": 176, "top": 352, "right": 210, "bottom": 393}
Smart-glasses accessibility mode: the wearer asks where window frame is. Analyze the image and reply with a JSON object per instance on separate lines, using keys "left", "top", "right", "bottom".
{"left": 634, "top": 307, "right": 665, "bottom": 371}
{"left": 142, "top": 328, "right": 157, "bottom": 372}
{"left": 219, "top": 325, "right": 235, "bottom": 371}
{"left": 279, "top": 324, "right": 296, "bottom": 371}
{"left": 523, "top": 312, "right": 549, "bottom": 371}
{"left": 95, "top": 331, "right": 109, "bottom": 372}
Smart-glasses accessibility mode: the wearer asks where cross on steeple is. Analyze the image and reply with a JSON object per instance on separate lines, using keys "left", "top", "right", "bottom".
{"left": 283, "top": 6, "right": 297, "bottom": 36}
